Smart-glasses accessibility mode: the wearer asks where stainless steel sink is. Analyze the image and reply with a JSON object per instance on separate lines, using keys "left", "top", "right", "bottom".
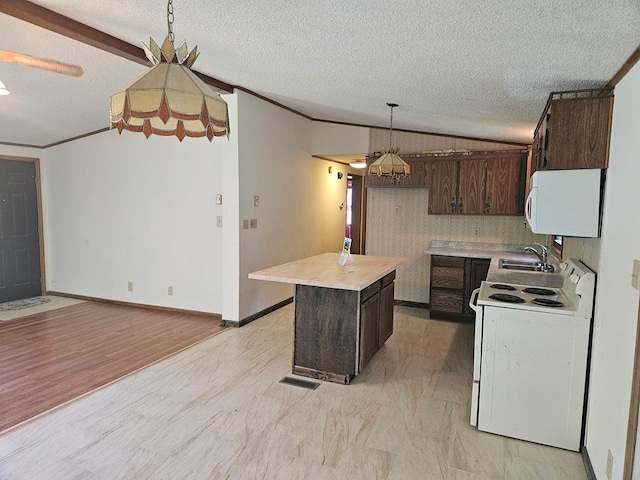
{"left": 499, "top": 258, "right": 544, "bottom": 272}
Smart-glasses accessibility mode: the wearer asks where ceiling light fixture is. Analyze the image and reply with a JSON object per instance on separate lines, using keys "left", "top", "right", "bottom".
{"left": 0, "top": 80, "right": 9, "bottom": 96}
{"left": 349, "top": 160, "right": 367, "bottom": 169}
{"left": 368, "top": 103, "right": 410, "bottom": 181}
{"left": 110, "top": 0, "right": 229, "bottom": 141}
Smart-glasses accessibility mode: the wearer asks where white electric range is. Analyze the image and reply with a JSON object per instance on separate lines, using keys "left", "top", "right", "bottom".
{"left": 469, "top": 258, "right": 595, "bottom": 451}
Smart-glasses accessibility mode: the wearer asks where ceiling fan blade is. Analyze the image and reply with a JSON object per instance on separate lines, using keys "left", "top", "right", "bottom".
{"left": 0, "top": 50, "right": 83, "bottom": 77}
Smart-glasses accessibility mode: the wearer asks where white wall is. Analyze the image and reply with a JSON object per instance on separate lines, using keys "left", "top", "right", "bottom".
{"left": 311, "top": 122, "right": 369, "bottom": 156}
{"left": 42, "top": 129, "right": 225, "bottom": 314}
{"left": 584, "top": 61, "right": 640, "bottom": 479}
{"left": 220, "top": 93, "right": 241, "bottom": 323}
{"left": 0, "top": 144, "right": 42, "bottom": 159}
{"left": 236, "top": 91, "right": 351, "bottom": 320}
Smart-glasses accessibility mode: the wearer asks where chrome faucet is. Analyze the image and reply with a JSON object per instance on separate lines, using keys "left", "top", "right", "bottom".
{"left": 523, "top": 243, "right": 554, "bottom": 272}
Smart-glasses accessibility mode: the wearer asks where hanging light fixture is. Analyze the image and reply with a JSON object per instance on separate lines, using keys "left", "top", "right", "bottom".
{"left": 0, "top": 80, "right": 9, "bottom": 96}
{"left": 110, "top": 0, "right": 229, "bottom": 141}
{"left": 368, "top": 103, "right": 410, "bottom": 181}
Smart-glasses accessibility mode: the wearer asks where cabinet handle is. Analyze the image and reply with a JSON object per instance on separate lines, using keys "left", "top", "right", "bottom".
{"left": 451, "top": 197, "right": 456, "bottom": 213}
{"left": 458, "top": 198, "right": 463, "bottom": 213}
{"left": 483, "top": 202, "right": 490, "bottom": 213}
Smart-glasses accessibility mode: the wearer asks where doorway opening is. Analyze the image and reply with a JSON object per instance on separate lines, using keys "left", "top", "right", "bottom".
{"left": 346, "top": 173, "right": 364, "bottom": 254}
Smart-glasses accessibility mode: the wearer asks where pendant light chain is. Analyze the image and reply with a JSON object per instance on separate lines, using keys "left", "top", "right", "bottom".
{"left": 167, "top": 0, "right": 175, "bottom": 43}
{"left": 389, "top": 105, "right": 394, "bottom": 150}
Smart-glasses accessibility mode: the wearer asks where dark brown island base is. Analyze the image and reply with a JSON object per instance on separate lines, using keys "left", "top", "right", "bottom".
{"left": 249, "top": 253, "right": 406, "bottom": 384}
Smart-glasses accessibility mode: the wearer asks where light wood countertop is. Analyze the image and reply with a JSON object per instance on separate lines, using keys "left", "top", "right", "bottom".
{"left": 248, "top": 253, "right": 407, "bottom": 291}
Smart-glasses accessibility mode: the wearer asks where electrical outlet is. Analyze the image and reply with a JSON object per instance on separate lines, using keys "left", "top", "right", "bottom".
{"left": 127, "top": 281, "right": 133, "bottom": 292}
{"left": 243, "top": 219, "right": 249, "bottom": 229}
{"left": 215, "top": 194, "right": 222, "bottom": 205}
{"left": 606, "top": 449, "right": 613, "bottom": 480}
{"left": 168, "top": 286, "right": 173, "bottom": 296}
{"left": 394, "top": 205, "right": 401, "bottom": 215}
{"left": 250, "top": 219, "right": 258, "bottom": 229}
{"left": 216, "top": 216, "right": 223, "bottom": 227}
{"left": 473, "top": 227, "right": 480, "bottom": 236}
{"left": 254, "top": 195, "right": 260, "bottom": 207}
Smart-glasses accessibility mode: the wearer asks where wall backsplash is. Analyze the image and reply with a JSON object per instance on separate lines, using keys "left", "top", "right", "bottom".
{"left": 366, "top": 187, "right": 546, "bottom": 303}
{"left": 562, "top": 237, "right": 601, "bottom": 273}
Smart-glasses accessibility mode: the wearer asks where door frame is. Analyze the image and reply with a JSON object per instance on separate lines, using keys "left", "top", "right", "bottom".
{"left": 348, "top": 173, "right": 364, "bottom": 254}
{"left": 624, "top": 298, "right": 640, "bottom": 479}
{"left": 0, "top": 155, "right": 46, "bottom": 297}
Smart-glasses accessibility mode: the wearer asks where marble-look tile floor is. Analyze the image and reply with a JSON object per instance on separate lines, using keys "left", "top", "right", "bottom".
{"left": 0, "top": 305, "right": 588, "bottom": 479}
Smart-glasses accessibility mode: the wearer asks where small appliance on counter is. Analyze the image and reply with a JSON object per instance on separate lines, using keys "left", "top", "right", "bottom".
{"left": 469, "top": 258, "right": 595, "bottom": 451}
{"left": 525, "top": 168, "right": 602, "bottom": 237}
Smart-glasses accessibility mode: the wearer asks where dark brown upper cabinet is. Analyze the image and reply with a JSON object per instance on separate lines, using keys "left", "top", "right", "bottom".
{"left": 427, "top": 150, "right": 527, "bottom": 215}
{"left": 532, "top": 88, "right": 614, "bottom": 172}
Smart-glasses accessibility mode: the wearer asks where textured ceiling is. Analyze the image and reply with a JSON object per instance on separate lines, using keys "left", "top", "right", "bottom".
{"left": 0, "top": 0, "right": 639, "bottom": 147}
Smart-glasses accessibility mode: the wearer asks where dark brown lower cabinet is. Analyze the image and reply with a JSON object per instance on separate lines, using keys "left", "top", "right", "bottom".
{"left": 378, "top": 281, "right": 395, "bottom": 345}
{"left": 359, "top": 292, "right": 380, "bottom": 371}
{"left": 429, "top": 255, "right": 490, "bottom": 321}
{"left": 293, "top": 271, "right": 396, "bottom": 384}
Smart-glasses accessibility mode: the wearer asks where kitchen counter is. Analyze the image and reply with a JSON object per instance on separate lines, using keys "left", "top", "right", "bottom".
{"left": 249, "top": 252, "right": 407, "bottom": 384}
{"left": 425, "top": 241, "right": 563, "bottom": 288}
{"left": 248, "top": 252, "right": 406, "bottom": 290}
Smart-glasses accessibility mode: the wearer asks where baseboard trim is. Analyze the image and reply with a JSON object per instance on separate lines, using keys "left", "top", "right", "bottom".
{"left": 46, "top": 291, "right": 222, "bottom": 322}
{"left": 582, "top": 446, "right": 597, "bottom": 480}
{"left": 394, "top": 300, "right": 429, "bottom": 309}
{"left": 223, "top": 297, "right": 294, "bottom": 327}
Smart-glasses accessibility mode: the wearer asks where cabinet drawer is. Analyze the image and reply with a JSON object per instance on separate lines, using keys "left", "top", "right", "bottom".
{"left": 381, "top": 271, "right": 396, "bottom": 287}
{"left": 432, "top": 256, "right": 465, "bottom": 268}
{"left": 360, "top": 281, "right": 380, "bottom": 303}
{"left": 431, "top": 266, "right": 464, "bottom": 289}
{"left": 430, "top": 290, "right": 464, "bottom": 314}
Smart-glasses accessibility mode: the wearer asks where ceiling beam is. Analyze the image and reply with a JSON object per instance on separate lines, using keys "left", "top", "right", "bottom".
{"left": 0, "top": 0, "right": 234, "bottom": 94}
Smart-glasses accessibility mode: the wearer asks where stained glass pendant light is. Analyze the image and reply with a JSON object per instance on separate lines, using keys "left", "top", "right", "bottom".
{"left": 368, "top": 103, "right": 410, "bottom": 181}
{"left": 110, "top": 0, "right": 229, "bottom": 141}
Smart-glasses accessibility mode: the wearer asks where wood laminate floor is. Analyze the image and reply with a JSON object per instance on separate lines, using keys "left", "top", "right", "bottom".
{"left": 0, "top": 305, "right": 587, "bottom": 479}
{"left": 0, "top": 302, "right": 225, "bottom": 434}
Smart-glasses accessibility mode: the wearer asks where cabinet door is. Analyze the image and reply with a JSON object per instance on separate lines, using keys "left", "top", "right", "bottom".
{"left": 464, "top": 258, "right": 490, "bottom": 315}
{"left": 359, "top": 294, "right": 380, "bottom": 371}
{"left": 378, "top": 282, "right": 394, "bottom": 346}
{"left": 428, "top": 160, "right": 458, "bottom": 214}
{"left": 532, "top": 129, "right": 541, "bottom": 175}
{"left": 485, "top": 156, "right": 525, "bottom": 215}
{"left": 546, "top": 96, "right": 613, "bottom": 170}
{"left": 457, "top": 158, "right": 486, "bottom": 214}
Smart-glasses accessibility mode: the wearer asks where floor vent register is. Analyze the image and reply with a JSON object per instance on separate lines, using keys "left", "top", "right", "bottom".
{"left": 279, "top": 376, "right": 320, "bottom": 390}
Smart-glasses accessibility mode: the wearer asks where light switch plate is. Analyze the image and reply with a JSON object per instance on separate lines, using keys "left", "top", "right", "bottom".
{"left": 216, "top": 216, "right": 223, "bottom": 227}
{"left": 243, "top": 219, "right": 249, "bottom": 229}
{"left": 632, "top": 259, "right": 640, "bottom": 291}
{"left": 250, "top": 219, "right": 258, "bottom": 229}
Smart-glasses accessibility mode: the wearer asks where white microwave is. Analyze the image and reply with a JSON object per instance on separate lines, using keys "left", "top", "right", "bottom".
{"left": 525, "top": 169, "right": 602, "bottom": 237}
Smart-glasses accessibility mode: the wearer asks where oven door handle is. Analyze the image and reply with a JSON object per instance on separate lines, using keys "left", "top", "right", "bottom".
{"left": 469, "top": 288, "right": 480, "bottom": 312}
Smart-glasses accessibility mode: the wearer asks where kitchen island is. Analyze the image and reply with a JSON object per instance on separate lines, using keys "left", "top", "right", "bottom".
{"left": 249, "top": 252, "right": 406, "bottom": 384}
